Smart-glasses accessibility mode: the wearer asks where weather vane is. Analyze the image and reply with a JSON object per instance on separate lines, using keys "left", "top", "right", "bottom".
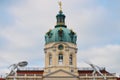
{"left": 58, "top": 1, "right": 62, "bottom": 11}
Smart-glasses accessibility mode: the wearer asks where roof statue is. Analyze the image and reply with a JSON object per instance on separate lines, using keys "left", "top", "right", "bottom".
{"left": 58, "top": 1, "right": 62, "bottom": 11}
{"left": 6, "top": 61, "right": 28, "bottom": 80}
{"left": 85, "top": 61, "right": 107, "bottom": 80}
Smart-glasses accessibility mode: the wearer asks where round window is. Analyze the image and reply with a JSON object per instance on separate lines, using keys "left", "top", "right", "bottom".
{"left": 58, "top": 44, "right": 64, "bottom": 50}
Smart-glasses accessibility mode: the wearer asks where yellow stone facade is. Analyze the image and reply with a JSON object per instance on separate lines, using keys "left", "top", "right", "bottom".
{"left": 44, "top": 42, "right": 78, "bottom": 75}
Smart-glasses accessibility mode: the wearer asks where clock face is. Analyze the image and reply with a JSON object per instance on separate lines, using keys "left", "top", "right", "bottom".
{"left": 58, "top": 44, "right": 64, "bottom": 50}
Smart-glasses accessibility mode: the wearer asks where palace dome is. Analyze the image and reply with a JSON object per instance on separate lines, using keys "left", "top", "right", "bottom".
{"left": 45, "top": 10, "right": 77, "bottom": 44}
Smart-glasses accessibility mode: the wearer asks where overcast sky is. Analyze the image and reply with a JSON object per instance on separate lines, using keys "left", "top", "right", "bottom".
{"left": 0, "top": 0, "right": 120, "bottom": 77}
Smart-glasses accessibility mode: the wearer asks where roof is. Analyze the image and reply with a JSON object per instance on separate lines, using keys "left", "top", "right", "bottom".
{"left": 17, "top": 67, "right": 44, "bottom": 75}
{"left": 45, "top": 27, "right": 77, "bottom": 44}
{"left": 78, "top": 69, "right": 108, "bottom": 74}
{"left": 78, "top": 67, "right": 108, "bottom": 74}
{"left": 13, "top": 67, "right": 116, "bottom": 77}
{"left": 0, "top": 78, "right": 5, "bottom": 80}
{"left": 17, "top": 70, "right": 44, "bottom": 74}
{"left": 117, "top": 78, "right": 120, "bottom": 80}
{"left": 78, "top": 68, "right": 116, "bottom": 76}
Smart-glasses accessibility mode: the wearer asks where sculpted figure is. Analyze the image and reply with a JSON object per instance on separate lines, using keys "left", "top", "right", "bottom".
{"left": 45, "top": 35, "right": 49, "bottom": 43}
{"left": 85, "top": 61, "right": 107, "bottom": 80}
{"left": 69, "top": 29, "right": 76, "bottom": 43}
{"left": 58, "top": 28, "right": 63, "bottom": 41}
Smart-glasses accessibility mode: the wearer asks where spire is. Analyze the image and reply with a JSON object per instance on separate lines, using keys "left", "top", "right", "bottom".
{"left": 55, "top": 1, "right": 66, "bottom": 28}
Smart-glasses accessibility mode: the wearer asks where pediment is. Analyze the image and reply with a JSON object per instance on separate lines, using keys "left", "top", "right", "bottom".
{"left": 44, "top": 69, "right": 78, "bottom": 78}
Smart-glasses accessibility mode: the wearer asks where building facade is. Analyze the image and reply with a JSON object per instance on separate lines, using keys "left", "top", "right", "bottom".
{"left": 6, "top": 2, "right": 118, "bottom": 80}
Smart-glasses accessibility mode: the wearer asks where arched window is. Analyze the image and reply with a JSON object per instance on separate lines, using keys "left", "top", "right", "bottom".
{"left": 58, "top": 54, "right": 63, "bottom": 65}
{"left": 69, "top": 54, "right": 73, "bottom": 65}
{"left": 49, "top": 54, "right": 52, "bottom": 65}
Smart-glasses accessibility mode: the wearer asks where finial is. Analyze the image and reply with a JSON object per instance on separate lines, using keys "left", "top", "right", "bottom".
{"left": 58, "top": 1, "right": 62, "bottom": 11}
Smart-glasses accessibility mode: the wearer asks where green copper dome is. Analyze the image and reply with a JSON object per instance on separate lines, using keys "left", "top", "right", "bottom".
{"left": 45, "top": 10, "right": 77, "bottom": 44}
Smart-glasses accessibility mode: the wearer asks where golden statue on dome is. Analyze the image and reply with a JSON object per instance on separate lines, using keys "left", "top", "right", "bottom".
{"left": 58, "top": 1, "right": 62, "bottom": 11}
